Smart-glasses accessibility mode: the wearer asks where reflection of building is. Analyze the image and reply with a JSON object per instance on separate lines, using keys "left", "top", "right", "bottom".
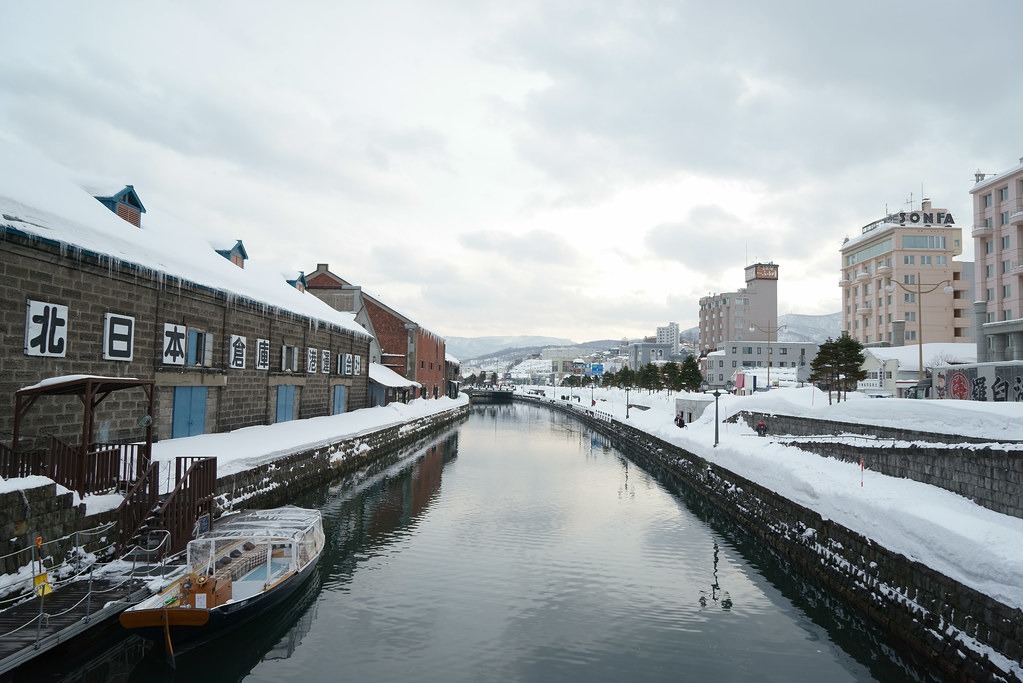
{"left": 971, "top": 161, "right": 1023, "bottom": 362}
{"left": 699, "top": 263, "right": 779, "bottom": 353}
{"left": 840, "top": 200, "right": 971, "bottom": 346}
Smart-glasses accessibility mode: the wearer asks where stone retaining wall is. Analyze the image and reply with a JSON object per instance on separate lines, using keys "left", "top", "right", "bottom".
{"left": 738, "top": 410, "right": 1023, "bottom": 519}
{"left": 213, "top": 404, "right": 470, "bottom": 512}
{"left": 0, "top": 404, "right": 469, "bottom": 583}
{"left": 735, "top": 409, "right": 1011, "bottom": 445}
{"left": 525, "top": 397, "right": 1022, "bottom": 683}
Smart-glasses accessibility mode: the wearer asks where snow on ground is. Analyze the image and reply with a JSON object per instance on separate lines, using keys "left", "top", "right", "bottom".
{"left": 5, "top": 387, "right": 1023, "bottom": 615}
{"left": 583, "top": 385, "right": 1023, "bottom": 611}
{"left": 150, "top": 396, "right": 469, "bottom": 476}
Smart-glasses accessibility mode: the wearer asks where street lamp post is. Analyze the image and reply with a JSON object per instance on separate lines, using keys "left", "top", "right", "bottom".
{"left": 749, "top": 322, "right": 785, "bottom": 389}
{"left": 886, "top": 272, "right": 954, "bottom": 385}
{"left": 701, "top": 380, "right": 733, "bottom": 447}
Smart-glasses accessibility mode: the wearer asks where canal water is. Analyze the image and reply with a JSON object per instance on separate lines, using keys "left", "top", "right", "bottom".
{"left": 15, "top": 403, "right": 930, "bottom": 682}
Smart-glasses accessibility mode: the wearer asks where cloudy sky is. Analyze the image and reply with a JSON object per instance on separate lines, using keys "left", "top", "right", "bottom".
{"left": 3, "top": 1, "right": 1021, "bottom": 342}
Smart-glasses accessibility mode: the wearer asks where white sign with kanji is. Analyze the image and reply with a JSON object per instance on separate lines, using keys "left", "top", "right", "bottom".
{"left": 229, "top": 335, "right": 247, "bottom": 369}
{"left": 102, "top": 312, "right": 135, "bottom": 361}
{"left": 255, "top": 338, "right": 270, "bottom": 370}
{"left": 163, "top": 323, "right": 186, "bottom": 365}
{"left": 25, "top": 300, "right": 69, "bottom": 357}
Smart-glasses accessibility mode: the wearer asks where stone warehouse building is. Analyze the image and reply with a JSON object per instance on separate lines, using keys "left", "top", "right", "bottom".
{"left": 0, "top": 142, "right": 373, "bottom": 448}
{"left": 306, "top": 264, "right": 448, "bottom": 399}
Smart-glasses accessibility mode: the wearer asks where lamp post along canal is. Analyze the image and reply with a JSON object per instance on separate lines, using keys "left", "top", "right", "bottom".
{"left": 701, "top": 380, "right": 733, "bottom": 447}
{"left": 886, "top": 273, "right": 954, "bottom": 385}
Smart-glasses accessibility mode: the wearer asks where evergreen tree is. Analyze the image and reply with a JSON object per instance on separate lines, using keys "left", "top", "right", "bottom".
{"left": 835, "top": 334, "right": 867, "bottom": 401}
{"left": 679, "top": 355, "right": 704, "bottom": 392}
{"left": 663, "top": 361, "right": 683, "bottom": 392}
{"left": 809, "top": 337, "right": 840, "bottom": 404}
{"left": 638, "top": 363, "right": 661, "bottom": 391}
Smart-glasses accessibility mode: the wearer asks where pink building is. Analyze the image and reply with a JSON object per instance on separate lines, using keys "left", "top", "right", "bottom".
{"left": 971, "top": 159, "right": 1023, "bottom": 362}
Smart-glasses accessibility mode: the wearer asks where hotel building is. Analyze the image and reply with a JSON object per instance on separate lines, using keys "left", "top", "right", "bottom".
{"left": 839, "top": 200, "right": 972, "bottom": 346}
{"left": 698, "top": 263, "right": 780, "bottom": 353}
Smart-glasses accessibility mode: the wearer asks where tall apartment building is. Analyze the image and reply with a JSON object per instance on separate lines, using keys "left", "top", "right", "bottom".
{"left": 840, "top": 200, "right": 972, "bottom": 346}
{"left": 971, "top": 159, "right": 1023, "bottom": 361}
{"left": 656, "top": 322, "right": 680, "bottom": 356}
{"left": 698, "top": 263, "right": 780, "bottom": 353}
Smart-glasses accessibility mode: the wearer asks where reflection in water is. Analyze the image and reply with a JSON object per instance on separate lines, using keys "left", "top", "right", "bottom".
{"left": 698, "top": 542, "right": 733, "bottom": 610}
{"left": 124, "top": 564, "right": 322, "bottom": 683}
{"left": 10, "top": 407, "right": 932, "bottom": 682}
{"left": 9, "top": 429, "right": 460, "bottom": 683}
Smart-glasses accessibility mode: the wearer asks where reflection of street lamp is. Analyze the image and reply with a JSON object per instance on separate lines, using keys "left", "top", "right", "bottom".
{"left": 701, "top": 380, "right": 733, "bottom": 447}
{"left": 886, "top": 273, "right": 954, "bottom": 384}
{"left": 699, "top": 541, "right": 733, "bottom": 610}
{"left": 749, "top": 321, "right": 786, "bottom": 389}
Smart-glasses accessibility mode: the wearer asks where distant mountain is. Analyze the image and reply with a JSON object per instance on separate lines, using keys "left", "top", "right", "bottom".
{"left": 682, "top": 312, "right": 843, "bottom": 347}
{"left": 450, "top": 313, "right": 842, "bottom": 367}
{"left": 777, "top": 312, "right": 843, "bottom": 343}
{"left": 445, "top": 335, "right": 576, "bottom": 361}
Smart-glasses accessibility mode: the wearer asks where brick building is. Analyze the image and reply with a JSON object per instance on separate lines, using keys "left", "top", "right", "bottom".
{"left": 307, "top": 264, "right": 447, "bottom": 399}
{"left": 0, "top": 142, "right": 372, "bottom": 448}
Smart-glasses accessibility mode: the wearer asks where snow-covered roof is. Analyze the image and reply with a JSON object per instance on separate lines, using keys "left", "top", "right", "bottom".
{"left": 863, "top": 343, "right": 977, "bottom": 372}
{"left": 369, "top": 362, "right": 420, "bottom": 388}
{"left": 0, "top": 138, "right": 370, "bottom": 340}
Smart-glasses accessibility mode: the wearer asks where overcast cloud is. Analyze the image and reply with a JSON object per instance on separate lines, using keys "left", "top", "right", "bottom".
{"left": 3, "top": 1, "right": 1020, "bottom": 342}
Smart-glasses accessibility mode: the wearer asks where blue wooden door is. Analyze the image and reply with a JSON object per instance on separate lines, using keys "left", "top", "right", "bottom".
{"left": 332, "top": 385, "right": 347, "bottom": 415}
{"left": 276, "top": 385, "right": 295, "bottom": 423}
{"left": 172, "top": 386, "right": 207, "bottom": 438}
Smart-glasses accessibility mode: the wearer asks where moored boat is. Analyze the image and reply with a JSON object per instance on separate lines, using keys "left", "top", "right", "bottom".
{"left": 119, "top": 505, "right": 324, "bottom": 663}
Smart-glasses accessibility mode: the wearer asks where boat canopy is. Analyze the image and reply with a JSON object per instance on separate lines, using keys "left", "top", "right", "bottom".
{"left": 186, "top": 506, "right": 323, "bottom": 575}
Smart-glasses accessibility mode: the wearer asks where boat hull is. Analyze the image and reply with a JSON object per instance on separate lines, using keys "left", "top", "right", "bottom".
{"left": 122, "top": 553, "right": 319, "bottom": 653}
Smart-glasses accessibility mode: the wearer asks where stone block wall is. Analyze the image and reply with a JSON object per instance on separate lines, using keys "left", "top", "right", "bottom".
{"left": 0, "top": 483, "right": 87, "bottom": 577}
{"left": 737, "top": 410, "right": 1023, "bottom": 519}
{"left": 735, "top": 409, "right": 1005, "bottom": 444}
{"left": 0, "top": 404, "right": 468, "bottom": 594}
{"left": 529, "top": 398, "right": 1022, "bottom": 682}
{"left": 0, "top": 230, "right": 371, "bottom": 448}
{"left": 212, "top": 404, "right": 469, "bottom": 512}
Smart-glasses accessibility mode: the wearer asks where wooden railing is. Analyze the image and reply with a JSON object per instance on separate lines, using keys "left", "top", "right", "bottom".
{"left": 0, "top": 443, "right": 47, "bottom": 480}
{"left": 0, "top": 439, "right": 148, "bottom": 496}
{"left": 89, "top": 442, "right": 149, "bottom": 488}
{"left": 155, "top": 457, "right": 218, "bottom": 557}
{"left": 115, "top": 461, "right": 161, "bottom": 555}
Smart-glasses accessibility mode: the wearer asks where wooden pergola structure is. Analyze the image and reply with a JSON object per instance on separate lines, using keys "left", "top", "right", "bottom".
{"left": 10, "top": 375, "right": 155, "bottom": 494}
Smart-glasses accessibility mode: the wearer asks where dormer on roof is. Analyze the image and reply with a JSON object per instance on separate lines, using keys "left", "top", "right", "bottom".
{"left": 286, "top": 271, "right": 308, "bottom": 292}
{"left": 93, "top": 185, "right": 146, "bottom": 227}
{"left": 214, "top": 239, "right": 249, "bottom": 269}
